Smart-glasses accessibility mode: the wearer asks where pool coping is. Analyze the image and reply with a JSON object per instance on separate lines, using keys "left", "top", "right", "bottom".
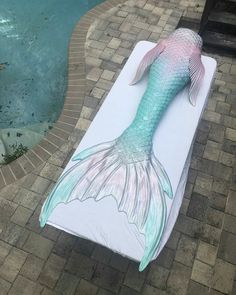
{"left": 0, "top": 0, "right": 127, "bottom": 189}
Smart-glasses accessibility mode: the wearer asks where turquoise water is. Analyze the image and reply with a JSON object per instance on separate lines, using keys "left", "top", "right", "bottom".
{"left": 0, "top": 0, "right": 103, "bottom": 162}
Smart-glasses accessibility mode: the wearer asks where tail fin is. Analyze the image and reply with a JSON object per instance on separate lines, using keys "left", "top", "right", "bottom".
{"left": 39, "top": 141, "right": 172, "bottom": 271}
{"left": 39, "top": 140, "right": 117, "bottom": 227}
{"left": 130, "top": 41, "right": 166, "bottom": 85}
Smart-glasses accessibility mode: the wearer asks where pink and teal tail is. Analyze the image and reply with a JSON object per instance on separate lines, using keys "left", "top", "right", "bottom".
{"left": 40, "top": 28, "right": 205, "bottom": 271}
{"left": 39, "top": 138, "right": 173, "bottom": 271}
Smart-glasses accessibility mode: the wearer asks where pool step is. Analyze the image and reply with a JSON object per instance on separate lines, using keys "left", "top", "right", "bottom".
{"left": 200, "top": 0, "right": 236, "bottom": 55}
{"left": 0, "top": 138, "right": 6, "bottom": 164}
{"left": 202, "top": 30, "right": 236, "bottom": 55}
{"left": 0, "top": 122, "right": 52, "bottom": 164}
{"left": 207, "top": 11, "right": 236, "bottom": 35}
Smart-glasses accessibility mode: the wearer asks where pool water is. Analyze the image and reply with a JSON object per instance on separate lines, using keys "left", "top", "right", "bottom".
{"left": 0, "top": 0, "right": 104, "bottom": 163}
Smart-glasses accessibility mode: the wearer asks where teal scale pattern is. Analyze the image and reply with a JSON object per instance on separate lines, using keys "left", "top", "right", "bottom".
{"left": 116, "top": 56, "right": 190, "bottom": 163}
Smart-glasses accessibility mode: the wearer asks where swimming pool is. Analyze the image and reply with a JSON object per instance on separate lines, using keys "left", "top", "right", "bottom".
{"left": 0, "top": 0, "right": 104, "bottom": 163}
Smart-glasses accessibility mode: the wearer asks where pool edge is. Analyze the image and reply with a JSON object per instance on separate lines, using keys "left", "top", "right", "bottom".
{"left": 0, "top": 0, "right": 127, "bottom": 188}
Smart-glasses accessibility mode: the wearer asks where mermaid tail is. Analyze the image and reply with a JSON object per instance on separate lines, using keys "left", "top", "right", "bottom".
{"left": 40, "top": 28, "right": 205, "bottom": 271}
{"left": 39, "top": 139, "right": 172, "bottom": 271}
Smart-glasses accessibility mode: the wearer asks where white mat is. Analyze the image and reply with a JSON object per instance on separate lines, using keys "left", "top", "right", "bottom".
{"left": 47, "top": 41, "right": 217, "bottom": 262}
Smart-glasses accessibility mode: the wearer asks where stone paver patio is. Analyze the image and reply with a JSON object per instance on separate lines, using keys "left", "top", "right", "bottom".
{"left": 0, "top": 0, "right": 236, "bottom": 294}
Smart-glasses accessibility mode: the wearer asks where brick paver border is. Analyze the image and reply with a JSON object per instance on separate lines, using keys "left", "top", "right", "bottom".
{"left": 0, "top": 0, "right": 126, "bottom": 189}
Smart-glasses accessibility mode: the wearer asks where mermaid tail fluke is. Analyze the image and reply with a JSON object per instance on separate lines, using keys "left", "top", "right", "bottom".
{"left": 138, "top": 153, "right": 172, "bottom": 271}
{"left": 39, "top": 139, "right": 172, "bottom": 271}
{"left": 39, "top": 140, "right": 116, "bottom": 227}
